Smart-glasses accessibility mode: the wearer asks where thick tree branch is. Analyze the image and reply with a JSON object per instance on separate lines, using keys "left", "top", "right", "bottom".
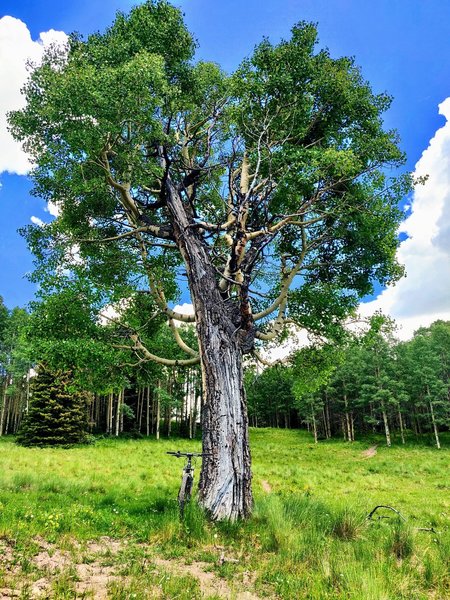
{"left": 252, "top": 349, "right": 289, "bottom": 367}
{"left": 253, "top": 248, "right": 307, "bottom": 321}
{"left": 255, "top": 292, "right": 288, "bottom": 340}
{"left": 121, "top": 335, "right": 200, "bottom": 366}
{"left": 168, "top": 318, "right": 199, "bottom": 357}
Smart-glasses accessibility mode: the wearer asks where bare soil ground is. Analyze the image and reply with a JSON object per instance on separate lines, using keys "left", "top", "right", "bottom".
{"left": 0, "top": 536, "right": 263, "bottom": 599}
{"left": 260, "top": 480, "right": 272, "bottom": 493}
{"left": 361, "top": 444, "right": 378, "bottom": 458}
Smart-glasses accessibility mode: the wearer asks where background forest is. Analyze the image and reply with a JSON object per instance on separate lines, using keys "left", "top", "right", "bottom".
{"left": 1, "top": 294, "right": 448, "bottom": 448}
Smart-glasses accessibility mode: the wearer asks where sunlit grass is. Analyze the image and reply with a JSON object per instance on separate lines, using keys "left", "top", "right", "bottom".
{"left": 0, "top": 429, "right": 448, "bottom": 598}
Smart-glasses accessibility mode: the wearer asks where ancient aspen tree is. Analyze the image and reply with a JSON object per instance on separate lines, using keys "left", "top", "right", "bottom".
{"left": 10, "top": 1, "right": 412, "bottom": 518}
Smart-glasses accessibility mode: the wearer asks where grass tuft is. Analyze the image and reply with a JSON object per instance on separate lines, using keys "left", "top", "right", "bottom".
{"left": 330, "top": 507, "right": 365, "bottom": 541}
{"left": 385, "top": 519, "right": 414, "bottom": 560}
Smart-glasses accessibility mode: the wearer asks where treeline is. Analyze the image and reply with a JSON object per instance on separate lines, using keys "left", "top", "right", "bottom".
{"left": 1, "top": 292, "right": 449, "bottom": 447}
{"left": 246, "top": 316, "right": 450, "bottom": 447}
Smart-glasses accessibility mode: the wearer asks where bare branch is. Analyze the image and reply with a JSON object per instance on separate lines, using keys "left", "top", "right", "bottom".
{"left": 252, "top": 349, "right": 290, "bottom": 367}
{"left": 168, "top": 318, "right": 199, "bottom": 357}
{"left": 255, "top": 297, "right": 287, "bottom": 340}
{"left": 253, "top": 251, "right": 306, "bottom": 321}
{"left": 78, "top": 227, "right": 177, "bottom": 247}
{"left": 130, "top": 334, "right": 200, "bottom": 366}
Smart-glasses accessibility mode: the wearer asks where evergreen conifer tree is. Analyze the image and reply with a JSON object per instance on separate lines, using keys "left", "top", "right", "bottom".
{"left": 17, "top": 365, "right": 88, "bottom": 447}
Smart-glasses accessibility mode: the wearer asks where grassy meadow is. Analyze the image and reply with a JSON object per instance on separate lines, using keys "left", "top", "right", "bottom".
{"left": 0, "top": 429, "right": 448, "bottom": 599}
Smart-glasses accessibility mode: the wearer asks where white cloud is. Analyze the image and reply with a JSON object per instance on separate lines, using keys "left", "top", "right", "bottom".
{"left": 0, "top": 16, "right": 67, "bottom": 175}
{"left": 361, "top": 97, "right": 450, "bottom": 340}
{"left": 30, "top": 215, "right": 45, "bottom": 227}
{"left": 258, "top": 325, "right": 309, "bottom": 364}
{"left": 45, "top": 200, "right": 60, "bottom": 217}
{"left": 172, "top": 303, "right": 195, "bottom": 316}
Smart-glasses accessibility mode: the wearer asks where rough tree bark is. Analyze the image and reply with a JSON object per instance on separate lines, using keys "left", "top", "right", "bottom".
{"left": 166, "top": 178, "right": 253, "bottom": 520}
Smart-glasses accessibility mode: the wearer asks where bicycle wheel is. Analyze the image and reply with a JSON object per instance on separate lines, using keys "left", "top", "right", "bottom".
{"left": 178, "top": 473, "right": 193, "bottom": 516}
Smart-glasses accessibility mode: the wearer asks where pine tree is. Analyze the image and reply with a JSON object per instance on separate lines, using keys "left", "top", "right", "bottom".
{"left": 16, "top": 365, "right": 88, "bottom": 447}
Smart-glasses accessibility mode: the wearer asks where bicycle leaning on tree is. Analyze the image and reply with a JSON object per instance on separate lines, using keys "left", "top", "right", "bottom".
{"left": 167, "top": 451, "right": 212, "bottom": 517}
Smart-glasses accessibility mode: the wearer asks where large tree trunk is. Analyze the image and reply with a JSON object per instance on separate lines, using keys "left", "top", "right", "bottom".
{"left": 197, "top": 331, "right": 252, "bottom": 520}
{"left": 166, "top": 179, "right": 253, "bottom": 520}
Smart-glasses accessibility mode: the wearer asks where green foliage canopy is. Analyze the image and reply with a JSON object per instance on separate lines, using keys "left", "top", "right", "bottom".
{"left": 8, "top": 0, "right": 412, "bottom": 357}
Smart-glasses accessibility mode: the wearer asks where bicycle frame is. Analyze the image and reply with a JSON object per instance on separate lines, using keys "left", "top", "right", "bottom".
{"left": 167, "top": 451, "right": 212, "bottom": 517}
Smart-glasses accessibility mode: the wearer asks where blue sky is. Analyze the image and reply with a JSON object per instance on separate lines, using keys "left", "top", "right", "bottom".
{"left": 1, "top": 0, "right": 450, "bottom": 337}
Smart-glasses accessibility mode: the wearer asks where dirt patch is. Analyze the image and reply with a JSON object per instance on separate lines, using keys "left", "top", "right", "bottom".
{"left": 29, "top": 578, "right": 51, "bottom": 599}
{"left": 362, "top": 445, "right": 378, "bottom": 458}
{"left": 0, "top": 541, "right": 14, "bottom": 566}
{"left": 0, "top": 588, "right": 20, "bottom": 598}
{"left": 154, "top": 557, "right": 260, "bottom": 599}
{"left": 86, "top": 536, "right": 123, "bottom": 555}
{"left": 33, "top": 537, "right": 123, "bottom": 599}
{"left": 33, "top": 548, "right": 71, "bottom": 571}
{"left": 75, "top": 563, "right": 121, "bottom": 599}
{"left": 0, "top": 537, "right": 125, "bottom": 600}
{"left": 0, "top": 537, "right": 263, "bottom": 599}
{"left": 261, "top": 479, "right": 272, "bottom": 493}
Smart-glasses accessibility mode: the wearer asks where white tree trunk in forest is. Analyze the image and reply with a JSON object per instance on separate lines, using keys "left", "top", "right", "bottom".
{"left": 119, "top": 389, "right": 124, "bottom": 433}
{"left": 106, "top": 392, "right": 113, "bottom": 434}
{"left": 115, "top": 392, "right": 121, "bottom": 437}
{"left": 344, "top": 394, "right": 353, "bottom": 442}
{"left": 156, "top": 382, "right": 160, "bottom": 441}
{"left": 427, "top": 386, "right": 441, "bottom": 449}
{"left": 323, "top": 397, "right": 331, "bottom": 439}
{"left": 146, "top": 386, "right": 150, "bottom": 436}
{"left": 0, "top": 379, "right": 8, "bottom": 436}
{"left": 4, "top": 396, "right": 11, "bottom": 435}
{"left": 137, "top": 387, "right": 143, "bottom": 433}
{"left": 380, "top": 400, "right": 391, "bottom": 447}
{"left": 398, "top": 408, "right": 405, "bottom": 445}
{"left": 311, "top": 407, "right": 318, "bottom": 444}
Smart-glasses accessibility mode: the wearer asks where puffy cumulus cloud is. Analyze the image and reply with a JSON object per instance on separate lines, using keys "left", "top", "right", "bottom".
{"left": 258, "top": 325, "right": 310, "bottom": 364}
{"left": 0, "top": 16, "right": 67, "bottom": 175}
{"left": 45, "top": 200, "right": 60, "bottom": 217}
{"left": 360, "top": 98, "right": 450, "bottom": 340}
{"left": 172, "top": 303, "right": 195, "bottom": 317}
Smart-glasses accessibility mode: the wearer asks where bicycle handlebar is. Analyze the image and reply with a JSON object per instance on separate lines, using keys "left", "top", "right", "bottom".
{"left": 167, "top": 451, "right": 212, "bottom": 458}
